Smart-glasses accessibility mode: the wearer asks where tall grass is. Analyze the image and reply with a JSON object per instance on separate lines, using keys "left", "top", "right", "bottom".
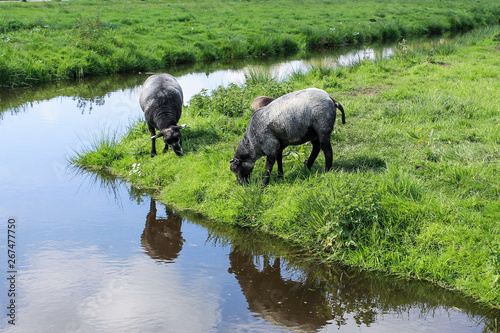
{"left": 70, "top": 128, "right": 123, "bottom": 170}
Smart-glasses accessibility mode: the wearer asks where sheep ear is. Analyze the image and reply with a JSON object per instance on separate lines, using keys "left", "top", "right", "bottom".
{"left": 171, "top": 124, "right": 187, "bottom": 131}
{"left": 230, "top": 158, "right": 240, "bottom": 165}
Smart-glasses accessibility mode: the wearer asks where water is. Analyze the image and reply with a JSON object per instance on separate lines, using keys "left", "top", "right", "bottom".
{"left": 0, "top": 45, "right": 498, "bottom": 332}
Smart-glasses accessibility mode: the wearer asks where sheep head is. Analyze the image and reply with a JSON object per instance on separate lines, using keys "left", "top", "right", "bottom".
{"left": 152, "top": 124, "right": 187, "bottom": 156}
{"left": 230, "top": 156, "right": 255, "bottom": 184}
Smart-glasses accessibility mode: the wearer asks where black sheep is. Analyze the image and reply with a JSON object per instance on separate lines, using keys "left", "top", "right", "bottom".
{"left": 140, "top": 74, "right": 186, "bottom": 157}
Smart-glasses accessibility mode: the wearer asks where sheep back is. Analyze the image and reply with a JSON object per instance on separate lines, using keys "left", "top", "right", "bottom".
{"left": 241, "top": 88, "right": 336, "bottom": 158}
{"left": 140, "top": 74, "right": 183, "bottom": 130}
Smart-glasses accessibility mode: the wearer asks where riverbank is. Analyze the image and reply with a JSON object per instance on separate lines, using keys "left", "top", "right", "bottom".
{"left": 1, "top": 0, "right": 499, "bottom": 87}
{"left": 74, "top": 27, "right": 500, "bottom": 308}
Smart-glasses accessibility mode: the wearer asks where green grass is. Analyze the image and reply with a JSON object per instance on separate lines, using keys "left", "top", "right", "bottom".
{"left": 71, "top": 126, "right": 125, "bottom": 170}
{"left": 0, "top": 0, "right": 499, "bottom": 87}
{"left": 73, "top": 26, "right": 500, "bottom": 309}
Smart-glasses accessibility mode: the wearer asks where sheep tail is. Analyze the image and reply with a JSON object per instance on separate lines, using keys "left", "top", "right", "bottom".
{"left": 331, "top": 97, "right": 346, "bottom": 124}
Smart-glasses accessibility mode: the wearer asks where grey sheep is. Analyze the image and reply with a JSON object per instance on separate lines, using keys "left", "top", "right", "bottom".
{"left": 140, "top": 74, "right": 186, "bottom": 157}
{"left": 230, "top": 88, "right": 345, "bottom": 186}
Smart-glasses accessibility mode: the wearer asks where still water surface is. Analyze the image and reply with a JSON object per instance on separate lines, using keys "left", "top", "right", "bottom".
{"left": 0, "top": 46, "right": 499, "bottom": 332}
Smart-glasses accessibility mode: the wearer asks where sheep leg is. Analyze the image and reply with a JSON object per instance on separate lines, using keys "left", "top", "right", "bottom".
{"left": 277, "top": 149, "right": 284, "bottom": 178}
{"left": 163, "top": 143, "right": 169, "bottom": 154}
{"left": 305, "top": 138, "right": 321, "bottom": 170}
{"left": 263, "top": 155, "right": 276, "bottom": 186}
{"left": 150, "top": 139, "right": 158, "bottom": 157}
{"left": 149, "top": 127, "right": 157, "bottom": 157}
{"left": 320, "top": 137, "right": 333, "bottom": 171}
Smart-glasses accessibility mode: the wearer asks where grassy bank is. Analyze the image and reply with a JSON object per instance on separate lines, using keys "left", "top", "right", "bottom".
{"left": 1, "top": 0, "right": 499, "bottom": 87}
{"left": 73, "top": 27, "right": 500, "bottom": 308}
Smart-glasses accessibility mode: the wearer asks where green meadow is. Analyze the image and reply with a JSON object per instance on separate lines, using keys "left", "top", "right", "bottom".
{"left": 0, "top": 0, "right": 499, "bottom": 87}
{"left": 73, "top": 27, "right": 500, "bottom": 308}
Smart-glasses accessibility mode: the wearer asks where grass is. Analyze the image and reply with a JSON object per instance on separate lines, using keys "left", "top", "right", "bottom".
{"left": 0, "top": 0, "right": 499, "bottom": 87}
{"left": 71, "top": 126, "right": 123, "bottom": 167}
{"left": 73, "top": 26, "right": 500, "bottom": 309}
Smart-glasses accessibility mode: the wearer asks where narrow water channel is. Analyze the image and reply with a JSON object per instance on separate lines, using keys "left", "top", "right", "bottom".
{"left": 0, "top": 45, "right": 498, "bottom": 332}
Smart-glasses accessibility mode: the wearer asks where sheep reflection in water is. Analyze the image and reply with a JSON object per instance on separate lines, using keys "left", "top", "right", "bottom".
{"left": 140, "top": 200, "right": 330, "bottom": 330}
{"left": 141, "top": 198, "right": 185, "bottom": 262}
{"left": 228, "top": 245, "right": 331, "bottom": 331}
{"left": 139, "top": 200, "right": 378, "bottom": 330}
